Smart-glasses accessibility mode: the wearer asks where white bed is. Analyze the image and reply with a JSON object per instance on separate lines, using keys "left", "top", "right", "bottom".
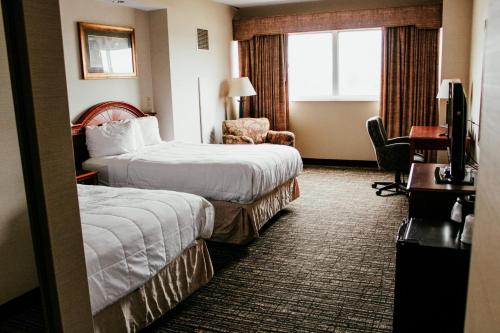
{"left": 83, "top": 141, "right": 303, "bottom": 204}
{"left": 78, "top": 184, "right": 214, "bottom": 316}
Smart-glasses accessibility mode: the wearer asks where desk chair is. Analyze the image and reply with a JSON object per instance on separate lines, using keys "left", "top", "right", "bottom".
{"left": 367, "top": 116, "right": 424, "bottom": 196}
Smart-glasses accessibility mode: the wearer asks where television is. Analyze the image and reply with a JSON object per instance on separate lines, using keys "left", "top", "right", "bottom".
{"left": 435, "top": 82, "right": 474, "bottom": 185}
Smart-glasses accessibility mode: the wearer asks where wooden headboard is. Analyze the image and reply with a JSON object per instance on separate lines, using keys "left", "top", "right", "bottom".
{"left": 71, "top": 101, "right": 148, "bottom": 170}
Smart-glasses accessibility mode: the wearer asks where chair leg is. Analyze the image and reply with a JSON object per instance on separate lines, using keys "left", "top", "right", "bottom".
{"left": 371, "top": 181, "right": 392, "bottom": 189}
{"left": 374, "top": 171, "right": 408, "bottom": 196}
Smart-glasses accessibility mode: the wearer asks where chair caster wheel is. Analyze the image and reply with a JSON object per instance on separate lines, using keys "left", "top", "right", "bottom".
{"left": 376, "top": 190, "right": 382, "bottom": 196}
{"left": 371, "top": 183, "right": 377, "bottom": 189}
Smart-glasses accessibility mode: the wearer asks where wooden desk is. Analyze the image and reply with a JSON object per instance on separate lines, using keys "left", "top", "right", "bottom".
{"left": 409, "top": 126, "right": 449, "bottom": 162}
{"left": 407, "top": 163, "right": 475, "bottom": 219}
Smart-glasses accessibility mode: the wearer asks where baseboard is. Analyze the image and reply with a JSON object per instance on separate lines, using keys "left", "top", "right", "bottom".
{"left": 302, "top": 158, "right": 378, "bottom": 168}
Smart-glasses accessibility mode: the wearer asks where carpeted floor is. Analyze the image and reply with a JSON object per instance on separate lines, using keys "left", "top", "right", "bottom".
{"left": 0, "top": 166, "right": 407, "bottom": 333}
{"left": 145, "top": 166, "right": 408, "bottom": 333}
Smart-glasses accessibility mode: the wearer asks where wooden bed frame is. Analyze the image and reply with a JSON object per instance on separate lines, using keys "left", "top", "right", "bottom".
{"left": 71, "top": 101, "right": 147, "bottom": 170}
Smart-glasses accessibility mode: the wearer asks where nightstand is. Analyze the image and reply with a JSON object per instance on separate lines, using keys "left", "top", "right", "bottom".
{"left": 76, "top": 170, "right": 98, "bottom": 185}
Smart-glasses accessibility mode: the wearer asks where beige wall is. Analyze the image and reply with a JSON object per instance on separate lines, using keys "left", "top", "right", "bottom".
{"left": 60, "top": 0, "right": 235, "bottom": 143}
{"left": 22, "top": 0, "right": 94, "bottom": 328}
{"left": 0, "top": 6, "right": 38, "bottom": 306}
{"left": 465, "top": 0, "right": 500, "bottom": 331}
{"left": 440, "top": 0, "right": 473, "bottom": 123}
{"left": 467, "top": 0, "right": 489, "bottom": 160}
{"left": 290, "top": 101, "right": 378, "bottom": 160}
{"left": 149, "top": 9, "right": 175, "bottom": 141}
{"left": 59, "top": 0, "right": 154, "bottom": 121}
{"left": 161, "top": 0, "right": 235, "bottom": 143}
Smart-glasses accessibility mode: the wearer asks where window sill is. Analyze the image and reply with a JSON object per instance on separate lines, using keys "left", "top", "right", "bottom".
{"left": 290, "top": 96, "right": 380, "bottom": 102}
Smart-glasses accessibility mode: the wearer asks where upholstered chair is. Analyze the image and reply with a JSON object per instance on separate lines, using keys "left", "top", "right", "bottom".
{"left": 222, "top": 118, "right": 295, "bottom": 147}
{"left": 366, "top": 116, "right": 424, "bottom": 196}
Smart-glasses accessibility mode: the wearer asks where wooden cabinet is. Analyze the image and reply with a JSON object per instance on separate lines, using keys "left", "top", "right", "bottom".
{"left": 393, "top": 218, "right": 471, "bottom": 333}
{"left": 407, "top": 163, "right": 475, "bottom": 219}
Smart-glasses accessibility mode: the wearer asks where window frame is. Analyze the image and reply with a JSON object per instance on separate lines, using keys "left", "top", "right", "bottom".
{"left": 288, "top": 28, "right": 382, "bottom": 102}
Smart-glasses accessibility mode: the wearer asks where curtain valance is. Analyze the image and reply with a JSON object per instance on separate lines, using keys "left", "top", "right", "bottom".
{"left": 233, "top": 4, "right": 442, "bottom": 41}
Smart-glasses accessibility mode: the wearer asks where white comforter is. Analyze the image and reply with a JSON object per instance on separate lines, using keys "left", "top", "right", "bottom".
{"left": 78, "top": 184, "right": 214, "bottom": 315}
{"left": 83, "top": 141, "right": 303, "bottom": 203}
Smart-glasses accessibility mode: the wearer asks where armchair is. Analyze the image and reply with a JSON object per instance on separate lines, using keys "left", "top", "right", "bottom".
{"left": 366, "top": 116, "right": 424, "bottom": 196}
{"left": 222, "top": 118, "right": 295, "bottom": 147}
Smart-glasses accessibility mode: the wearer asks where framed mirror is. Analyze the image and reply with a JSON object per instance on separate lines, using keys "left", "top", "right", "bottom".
{"left": 78, "top": 22, "right": 137, "bottom": 79}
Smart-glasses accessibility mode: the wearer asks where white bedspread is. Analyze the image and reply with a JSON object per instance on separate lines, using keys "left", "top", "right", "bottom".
{"left": 83, "top": 141, "right": 303, "bottom": 203}
{"left": 78, "top": 184, "right": 214, "bottom": 315}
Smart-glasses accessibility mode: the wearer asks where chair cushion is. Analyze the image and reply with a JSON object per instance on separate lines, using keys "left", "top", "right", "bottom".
{"left": 366, "top": 116, "right": 388, "bottom": 148}
{"left": 222, "top": 118, "right": 270, "bottom": 144}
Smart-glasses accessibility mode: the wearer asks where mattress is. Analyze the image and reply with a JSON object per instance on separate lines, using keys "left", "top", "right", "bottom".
{"left": 78, "top": 184, "right": 214, "bottom": 315}
{"left": 83, "top": 141, "right": 303, "bottom": 203}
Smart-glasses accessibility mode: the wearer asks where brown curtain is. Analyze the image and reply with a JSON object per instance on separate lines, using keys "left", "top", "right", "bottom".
{"left": 380, "top": 25, "right": 439, "bottom": 138}
{"left": 238, "top": 34, "right": 289, "bottom": 131}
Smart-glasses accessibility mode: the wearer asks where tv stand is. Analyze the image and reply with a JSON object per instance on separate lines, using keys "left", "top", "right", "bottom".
{"left": 407, "top": 163, "right": 475, "bottom": 219}
{"left": 434, "top": 166, "right": 475, "bottom": 185}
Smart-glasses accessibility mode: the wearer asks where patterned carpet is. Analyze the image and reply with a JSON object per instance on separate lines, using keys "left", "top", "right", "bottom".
{"left": 0, "top": 166, "right": 407, "bottom": 333}
{"left": 146, "top": 166, "right": 407, "bottom": 332}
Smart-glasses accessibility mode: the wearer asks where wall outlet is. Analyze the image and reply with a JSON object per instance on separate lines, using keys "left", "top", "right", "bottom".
{"left": 145, "top": 96, "right": 152, "bottom": 111}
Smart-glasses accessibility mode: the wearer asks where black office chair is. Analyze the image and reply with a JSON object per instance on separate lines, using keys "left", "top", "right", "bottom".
{"left": 366, "top": 116, "right": 424, "bottom": 196}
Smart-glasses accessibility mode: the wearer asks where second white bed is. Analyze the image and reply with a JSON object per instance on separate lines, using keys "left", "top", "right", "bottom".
{"left": 78, "top": 184, "right": 214, "bottom": 315}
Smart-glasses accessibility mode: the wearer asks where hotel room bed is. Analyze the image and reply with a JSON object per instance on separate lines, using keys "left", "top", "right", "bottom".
{"left": 82, "top": 141, "right": 301, "bottom": 203}
{"left": 78, "top": 184, "right": 214, "bottom": 332}
{"left": 72, "top": 101, "right": 303, "bottom": 245}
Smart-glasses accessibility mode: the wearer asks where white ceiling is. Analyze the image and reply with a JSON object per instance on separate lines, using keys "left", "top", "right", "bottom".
{"left": 213, "top": 0, "right": 318, "bottom": 8}
{"left": 99, "top": 0, "right": 167, "bottom": 10}
{"left": 99, "top": 0, "right": 319, "bottom": 11}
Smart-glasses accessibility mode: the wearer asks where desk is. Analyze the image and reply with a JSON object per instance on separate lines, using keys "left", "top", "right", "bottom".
{"left": 407, "top": 163, "right": 475, "bottom": 219}
{"left": 409, "top": 126, "right": 449, "bottom": 162}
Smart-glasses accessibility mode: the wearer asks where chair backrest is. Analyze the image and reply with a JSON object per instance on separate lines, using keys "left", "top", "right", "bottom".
{"left": 222, "top": 118, "right": 270, "bottom": 144}
{"left": 366, "top": 116, "right": 388, "bottom": 149}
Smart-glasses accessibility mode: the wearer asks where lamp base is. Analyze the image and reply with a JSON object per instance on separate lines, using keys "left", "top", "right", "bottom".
{"left": 238, "top": 99, "right": 244, "bottom": 119}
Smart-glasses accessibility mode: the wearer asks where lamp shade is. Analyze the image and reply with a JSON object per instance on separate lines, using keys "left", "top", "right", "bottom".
{"left": 437, "top": 79, "right": 461, "bottom": 99}
{"left": 228, "top": 77, "right": 256, "bottom": 97}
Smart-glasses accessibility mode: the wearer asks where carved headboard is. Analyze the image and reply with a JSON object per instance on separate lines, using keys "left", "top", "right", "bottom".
{"left": 71, "top": 101, "right": 148, "bottom": 170}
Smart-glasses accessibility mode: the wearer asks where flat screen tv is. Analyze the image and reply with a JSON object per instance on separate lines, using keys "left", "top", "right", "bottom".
{"left": 436, "top": 82, "right": 474, "bottom": 184}
{"left": 449, "top": 82, "right": 467, "bottom": 181}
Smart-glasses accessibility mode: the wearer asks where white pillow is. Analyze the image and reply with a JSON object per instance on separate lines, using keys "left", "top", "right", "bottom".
{"left": 132, "top": 120, "right": 145, "bottom": 150}
{"left": 85, "top": 120, "right": 137, "bottom": 158}
{"left": 135, "top": 117, "right": 162, "bottom": 146}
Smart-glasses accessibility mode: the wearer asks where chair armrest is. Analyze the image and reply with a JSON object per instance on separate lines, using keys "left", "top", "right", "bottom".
{"left": 223, "top": 134, "right": 254, "bottom": 144}
{"left": 266, "top": 130, "right": 295, "bottom": 146}
{"left": 378, "top": 143, "right": 410, "bottom": 171}
{"left": 387, "top": 136, "right": 410, "bottom": 144}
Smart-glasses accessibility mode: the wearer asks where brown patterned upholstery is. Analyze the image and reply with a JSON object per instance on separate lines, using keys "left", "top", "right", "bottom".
{"left": 222, "top": 118, "right": 295, "bottom": 147}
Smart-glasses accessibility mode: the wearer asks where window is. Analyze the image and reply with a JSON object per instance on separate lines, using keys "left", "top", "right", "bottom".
{"left": 288, "top": 29, "right": 382, "bottom": 101}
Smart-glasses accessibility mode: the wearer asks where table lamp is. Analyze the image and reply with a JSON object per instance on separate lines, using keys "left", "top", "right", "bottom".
{"left": 228, "top": 77, "right": 256, "bottom": 118}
